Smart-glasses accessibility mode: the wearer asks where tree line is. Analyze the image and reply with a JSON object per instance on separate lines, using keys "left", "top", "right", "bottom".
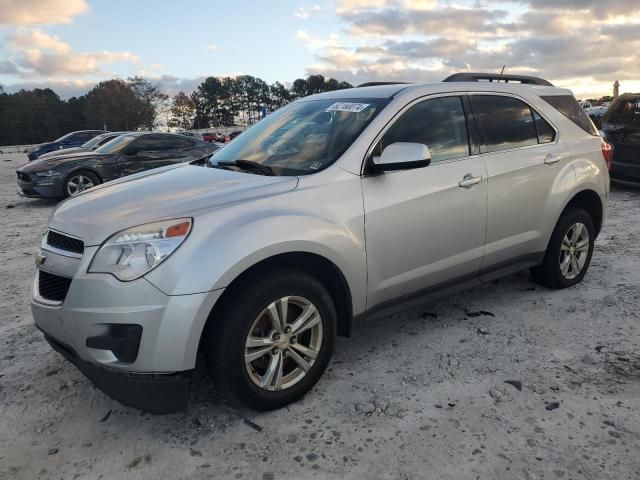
{"left": 0, "top": 74, "right": 352, "bottom": 146}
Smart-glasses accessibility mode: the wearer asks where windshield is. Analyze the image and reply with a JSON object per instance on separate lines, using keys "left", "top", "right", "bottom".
{"left": 94, "top": 134, "right": 138, "bottom": 154}
{"left": 54, "top": 131, "right": 76, "bottom": 143}
{"left": 210, "top": 98, "right": 388, "bottom": 175}
{"left": 82, "top": 134, "right": 111, "bottom": 150}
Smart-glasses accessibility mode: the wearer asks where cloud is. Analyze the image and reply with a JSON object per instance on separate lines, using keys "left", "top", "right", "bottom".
{"left": 7, "top": 28, "right": 138, "bottom": 77}
{"left": 515, "top": 0, "right": 640, "bottom": 18}
{"left": 1, "top": 75, "right": 216, "bottom": 99}
{"left": 337, "top": 0, "right": 437, "bottom": 11}
{"left": 340, "top": 6, "right": 509, "bottom": 36}
{"left": 300, "top": 0, "right": 640, "bottom": 97}
{"left": 0, "top": 60, "right": 20, "bottom": 74}
{"left": 207, "top": 44, "right": 220, "bottom": 51}
{"left": 0, "top": 0, "right": 88, "bottom": 25}
{"left": 294, "top": 5, "right": 321, "bottom": 20}
{"left": 1, "top": 78, "right": 95, "bottom": 98}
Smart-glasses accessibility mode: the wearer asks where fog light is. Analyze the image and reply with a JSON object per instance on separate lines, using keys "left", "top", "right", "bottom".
{"left": 86, "top": 324, "right": 143, "bottom": 363}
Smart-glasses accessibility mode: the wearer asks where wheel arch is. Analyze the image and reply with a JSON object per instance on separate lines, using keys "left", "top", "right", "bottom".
{"left": 64, "top": 167, "right": 104, "bottom": 185}
{"left": 200, "top": 251, "right": 354, "bottom": 352}
{"left": 561, "top": 188, "right": 603, "bottom": 236}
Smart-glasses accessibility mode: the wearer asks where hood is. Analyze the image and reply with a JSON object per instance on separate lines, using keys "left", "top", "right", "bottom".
{"left": 38, "top": 146, "right": 85, "bottom": 160}
{"left": 49, "top": 164, "right": 299, "bottom": 246}
{"left": 18, "top": 152, "right": 108, "bottom": 172}
{"left": 29, "top": 142, "right": 52, "bottom": 152}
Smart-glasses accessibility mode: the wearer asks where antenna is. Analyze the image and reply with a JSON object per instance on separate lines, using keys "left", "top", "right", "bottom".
{"left": 500, "top": 65, "right": 506, "bottom": 75}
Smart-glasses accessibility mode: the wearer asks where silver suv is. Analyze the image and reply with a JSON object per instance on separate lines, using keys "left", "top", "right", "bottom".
{"left": 31, "top": 73, "right": 610, "bottom": 413}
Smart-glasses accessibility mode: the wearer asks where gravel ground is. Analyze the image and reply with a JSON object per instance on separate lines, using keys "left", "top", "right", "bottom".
{"left": 1, "top": 152, "right": 639, "bottom": 480}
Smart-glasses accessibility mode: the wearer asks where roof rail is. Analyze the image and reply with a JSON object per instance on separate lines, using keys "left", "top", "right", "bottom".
{"left": 442, "top": 73, "right": 553, "bottom": 87}
{"left": 356, "top": 82, "right": 410, "bottom": 87}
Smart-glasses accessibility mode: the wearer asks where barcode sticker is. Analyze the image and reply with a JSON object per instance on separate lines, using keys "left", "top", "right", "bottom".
{"left": 326, "top": 102, "right": 370, "bottom": 113}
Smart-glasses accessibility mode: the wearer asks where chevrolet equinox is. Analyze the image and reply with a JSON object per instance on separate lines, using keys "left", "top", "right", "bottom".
{"left": 31, "top": 73, "right": 610, "bottom": 413}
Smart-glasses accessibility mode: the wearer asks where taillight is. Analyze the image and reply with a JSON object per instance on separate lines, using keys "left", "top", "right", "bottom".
{"left": 601, "top": 141, "right": 612, "bottom": 171}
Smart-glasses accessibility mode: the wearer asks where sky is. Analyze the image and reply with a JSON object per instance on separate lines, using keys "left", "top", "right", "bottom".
{"left": 0, "top": 0, "right": 639, "bottom": 100}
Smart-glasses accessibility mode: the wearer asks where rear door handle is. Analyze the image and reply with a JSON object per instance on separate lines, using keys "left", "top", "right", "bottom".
{"left": 458, "top": 174, "right": 482, "bottom": 188}
{"left": 544, "top": 153, "right": 560, "bottom": 165}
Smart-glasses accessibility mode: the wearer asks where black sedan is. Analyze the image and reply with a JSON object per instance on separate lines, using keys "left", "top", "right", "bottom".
{"left": 601, "top": 93, "right": 640, "bottom": 186}
{"left": 36, "top": 131, "right": 130, "bottom": 160}
{"left": 17, "top": 132, "right": 220, "bottom": 199}
{"left": 26, "top": 130, "right": 106, "bottom": 161}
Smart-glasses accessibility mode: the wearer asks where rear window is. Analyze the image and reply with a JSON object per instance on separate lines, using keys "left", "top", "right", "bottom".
{"left": 541, "top": 95, "right": 598, "bottom": 136}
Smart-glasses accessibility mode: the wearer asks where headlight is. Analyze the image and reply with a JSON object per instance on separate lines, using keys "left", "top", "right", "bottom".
{"left": 89, "top": 218, "right": 192, "bottom": 281}
{"left": 35, "top": 169, "right": 61, "bottom": 177}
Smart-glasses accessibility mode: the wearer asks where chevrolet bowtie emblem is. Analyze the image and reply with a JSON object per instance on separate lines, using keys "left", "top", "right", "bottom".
{"left": 34, "top": 251, "right": 46, "bottom": 266}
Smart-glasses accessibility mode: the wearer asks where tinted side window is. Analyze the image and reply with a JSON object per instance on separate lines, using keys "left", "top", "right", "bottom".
{"left": 172, "top": 137, "right": 197, "bottom": 149}
{"left": 131, "top": 136, "right": 175, "bottom": 151}
{"left": 471, "top": 95, "right": 538, "bottom": 153}
{"left": 532, "top": 110, "right": 555, "bottom": 143}
{"left": 380, "top": 96, "right": 469, "bottom": 163}
{"left": 541, "top": 95, "right": 598, "bottom": 136}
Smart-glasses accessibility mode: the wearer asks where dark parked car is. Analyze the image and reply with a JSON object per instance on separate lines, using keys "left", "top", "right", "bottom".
{"left": 17, "top": 132, "right": 220, "bottom": 199}
{"left": 37, "top": 132, "right": 129, "bottom": 160}
{"left": 26, "top": 130, "right": 106, "bottom": 161}
{"left": 601, "top": 93, "right": 640, "bottom": 185}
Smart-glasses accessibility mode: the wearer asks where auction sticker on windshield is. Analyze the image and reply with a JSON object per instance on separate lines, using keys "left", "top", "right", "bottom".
{"left": 326, "top": 102, "right": 370, "bottom": 113}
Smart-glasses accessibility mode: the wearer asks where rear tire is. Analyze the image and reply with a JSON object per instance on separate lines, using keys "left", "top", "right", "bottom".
{"left": 530, "top": 208, "right": 595, "bottom": 289}
{"left": 207, "top": 268, "right": 336, "bottom": 410}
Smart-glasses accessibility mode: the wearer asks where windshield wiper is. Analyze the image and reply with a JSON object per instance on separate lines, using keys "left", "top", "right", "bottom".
{"left": 213, "top": 159, "right": 274, "bottom": 176}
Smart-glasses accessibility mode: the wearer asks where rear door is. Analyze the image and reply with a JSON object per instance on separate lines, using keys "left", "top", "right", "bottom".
{"left": 469, "top": 93, "right": 571, "bottom": 274}
{"left": 171, "top": 136, "right": 202, "bottom": 162}
{"left": 362, "top": 94, "right": 488, "bottom": 309}
{"left": 117, "top": 135, "right": 181, "bottom": 176}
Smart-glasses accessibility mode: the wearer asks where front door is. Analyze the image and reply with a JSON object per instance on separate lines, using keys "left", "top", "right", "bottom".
{"left": 362, "top": 95, "right": 488, "bottom": 309}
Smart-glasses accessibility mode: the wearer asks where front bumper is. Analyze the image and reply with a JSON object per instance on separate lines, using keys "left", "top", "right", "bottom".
{"left": 17, "top": 176, "right": 64, "bottom": 198}
{"left": 42, "top": 329, "right": 191, "bottom": 414}
{"left": 31, "top": 242, "right": 223, "bottom": 412}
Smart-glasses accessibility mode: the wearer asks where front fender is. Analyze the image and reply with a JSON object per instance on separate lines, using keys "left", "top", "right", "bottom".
{"left": 145, "top": 208, "right": 367, "bottom": 315}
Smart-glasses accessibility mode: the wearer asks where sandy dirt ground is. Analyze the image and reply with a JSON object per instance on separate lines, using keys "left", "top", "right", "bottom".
{"left": 1, "top": 152, "right": 639, "bottom": 480}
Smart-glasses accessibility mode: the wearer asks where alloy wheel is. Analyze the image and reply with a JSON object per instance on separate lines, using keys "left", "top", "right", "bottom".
{"left": 66, "top": 174, "right": 94, "bottom": 196}
{"left": 244, "top": 296, "right": 323, "bottom": 391}
{"left": 559, "top": 222, "right": 590, "bottom": 280}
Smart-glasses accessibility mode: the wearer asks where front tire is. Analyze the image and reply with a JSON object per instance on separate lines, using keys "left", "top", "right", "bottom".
{"left": 64, "top": 170, "right": 100, "bottom": 198}
{"left": 207, "top": 269, "right": 336, "bottom": 410}
{"left": 531, "top": 208, "right": 595, "bottom": 289}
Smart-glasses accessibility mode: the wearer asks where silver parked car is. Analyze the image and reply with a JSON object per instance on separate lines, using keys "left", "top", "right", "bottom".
{"left": 31, "top": 73, "right": 610, "bottom": 413}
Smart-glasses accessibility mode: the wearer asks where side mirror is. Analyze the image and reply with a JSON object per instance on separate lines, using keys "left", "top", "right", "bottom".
{"left": 372, "top": 142, "right": 431, "bottom": 172}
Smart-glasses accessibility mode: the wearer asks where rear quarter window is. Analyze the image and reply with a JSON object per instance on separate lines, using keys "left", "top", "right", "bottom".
{"left": 541, "top": 95, "right": 598, "bottom": 136}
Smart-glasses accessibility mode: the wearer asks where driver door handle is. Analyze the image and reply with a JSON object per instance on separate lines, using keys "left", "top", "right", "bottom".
{"left": 458, "top": 173, "right": 482, "bottom": 189}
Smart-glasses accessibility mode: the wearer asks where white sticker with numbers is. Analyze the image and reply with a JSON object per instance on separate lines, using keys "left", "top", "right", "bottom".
{"left": 325, "top": 102, "right": 370, "bottom": 113}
